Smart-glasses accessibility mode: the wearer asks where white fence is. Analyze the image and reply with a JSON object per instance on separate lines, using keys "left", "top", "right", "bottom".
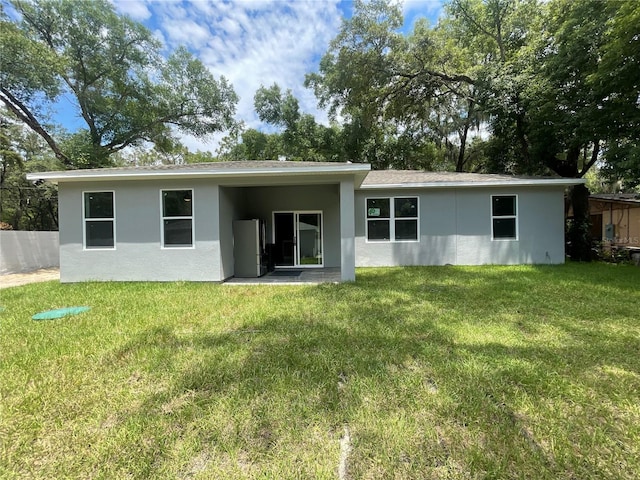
{"left": 0, "top": 231, "right": 59, "bottom": 274}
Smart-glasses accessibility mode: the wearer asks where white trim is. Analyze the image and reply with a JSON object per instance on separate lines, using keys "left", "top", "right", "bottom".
{"left": 26, "top": 164, "right": 371, "bottom": 183}
{"left": 360, "top": 178, "right": 585, "bottom": 189}
{"left": 491, "top": 194, "right": 519, "bottom": 241}
{"left": 365, "top": 196, "right": 420, "bottom": 243}
{"left": 272, "top": 210, "right": 325, "bottom": 268}
{"left": 160, "top": 188, "right": 195, "bottom": 249}
{"left": 82, "top": 190, "right": 115, "bottom": 250}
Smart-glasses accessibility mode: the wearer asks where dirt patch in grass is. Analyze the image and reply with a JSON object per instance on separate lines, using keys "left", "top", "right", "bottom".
{"left": 0, "top": 268, "right": 59, "bottom": 289}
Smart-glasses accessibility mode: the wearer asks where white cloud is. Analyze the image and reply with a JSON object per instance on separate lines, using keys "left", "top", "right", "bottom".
{"left": 111, "top": 0, "right": 152, "bottom": 20}
{"left": 400, "top": 0, "right": 444, "bottom": 30}
{"left": 400, "top": 0, "right": 444, "bottom": 18}
{"left": 162, "top": 18, "right": 212, "bottom": 49}
{"left": 110, "top": 0, "right": 344, "bottom": 154}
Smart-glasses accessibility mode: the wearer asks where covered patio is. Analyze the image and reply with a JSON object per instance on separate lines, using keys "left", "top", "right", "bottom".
{"left": 223, "top": 267, "right": 341, "bottom": 285}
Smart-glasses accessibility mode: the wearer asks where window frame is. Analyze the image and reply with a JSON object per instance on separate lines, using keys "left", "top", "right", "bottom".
{"left": 160, "top": 188, "right": 195, "bottom": 249}
{"left": 365, "top": 196, "right": 419, "bottom": 243}
{"left": 491, "top": 194, "right": 519, "bottom": 241}
{"left": 82, "top": 190, "right": 116, "bottom": 250}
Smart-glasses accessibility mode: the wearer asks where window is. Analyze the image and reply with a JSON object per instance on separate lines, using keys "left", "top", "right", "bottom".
{"left": 83, "top": 191, "right": 115, "bottom": 249}
{"left": 161, "top": 189, "right": 193, "bottom": 248}
{"left": 491, "top": 195, "right": 518, "bottom": 240}
{"left": 366, "top": 197, "right": 418, "bottom": 242}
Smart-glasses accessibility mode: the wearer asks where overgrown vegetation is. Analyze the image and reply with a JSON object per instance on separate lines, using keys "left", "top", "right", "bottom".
{"left": 1, "top": 264, "right": 638, "bottom": 479}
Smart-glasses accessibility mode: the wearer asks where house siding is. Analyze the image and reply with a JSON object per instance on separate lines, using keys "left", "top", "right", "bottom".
{"left": 58, "top": 179, "right": 222, "bottom": 282}
{"left": 355, "top": 186, "right": 566, "bottom": 266}
{"left": 591, "top": 204, "right": 640, "bottom": 247}
{"left": 219, "top": 187, "right": 247, "bottom": 280}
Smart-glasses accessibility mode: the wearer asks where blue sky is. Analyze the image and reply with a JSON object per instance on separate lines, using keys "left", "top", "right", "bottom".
{"left": 67, "top": 1, "right": 445, "bottom": 152}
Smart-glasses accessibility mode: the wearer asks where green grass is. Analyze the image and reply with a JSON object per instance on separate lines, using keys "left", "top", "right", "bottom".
{"left": 1, "top": 264, "right": 639, "bottom": 479}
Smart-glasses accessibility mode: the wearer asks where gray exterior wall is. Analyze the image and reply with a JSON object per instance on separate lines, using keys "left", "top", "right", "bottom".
{"left": 0, "top": 231, "right": 59, "bottom": 274}
{"left": 58, "top": 179, "right": 222, "bottom": 282}
{"left": 355, "top": 186, "right": 566, "bottom": 266}
{"left": 57, "top": 176, "right": 567, "bottom": 282}
{"left": 58, "top": 180, "right": 343, "bottom": 282}
{"left": 219, "top": 187, "right": 247, "bottom": 280}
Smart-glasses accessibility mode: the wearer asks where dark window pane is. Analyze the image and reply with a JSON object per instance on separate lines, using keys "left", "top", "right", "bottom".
{"left": 163, "top": 190, "right": 192, "bottom": 217}
{"left": 493, "top": 218, "right": 516, "bottom": 239}
{"left": 394, "top": 197, "right": 418, "bottom": 218}
{"left": 164, "top": 219, "right": 193, "bottom": 246}
{"left": 84, "top": 192, "right": 113, "bottom": 218}
{"left": 367, "top": 220, "right": 390, "bottom": 240}
{"left": 86, "top": 221, "right": 114, "bottom": 247}
{"left": 492, "top": 195, "right": 516, "bottom": 216}
{"left": 395, "top": 219, "right": 418, "bottom": 240}
{"left": 367, "top": 198, "right": 390, "bottom": 218}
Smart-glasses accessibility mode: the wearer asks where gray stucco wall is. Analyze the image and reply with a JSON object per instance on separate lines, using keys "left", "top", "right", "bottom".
{"left": 355, "top": 186, "right": 566, "bottom": 266}
{"left": 0, "top": 231, "right": 59, "bottom": 274}
{"left": 58, "top": 179, "right": 222, "bottom": 282}
{"left": 219, "top": 187, "right": 247, "bottom": 280}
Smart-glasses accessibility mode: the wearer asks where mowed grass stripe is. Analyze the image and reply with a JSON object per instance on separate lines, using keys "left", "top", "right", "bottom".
{"left": 1, "top": 263, "right": 639, "bottom": 479}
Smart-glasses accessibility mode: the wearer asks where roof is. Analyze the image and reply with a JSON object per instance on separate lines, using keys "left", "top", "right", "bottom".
{"left": 26, "top": 160, "right": 371, "bottom": 185}
{"left": 590, "top": 193, "right": 640, "bottom": 206}
{"left": 26, "top": 161, "right": 586, "bottom": 188}
{"left": 360, "top": 170, "right": 585, "bottom": 189}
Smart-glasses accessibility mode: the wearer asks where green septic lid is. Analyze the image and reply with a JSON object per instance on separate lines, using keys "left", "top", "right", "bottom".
{"left": 32, "top": 306, "right": 91, "bottom": 321}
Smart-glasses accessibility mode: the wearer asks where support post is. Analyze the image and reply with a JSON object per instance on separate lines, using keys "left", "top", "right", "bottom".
{"left": 340, "top": 179, "right": 355, "bottom": 281}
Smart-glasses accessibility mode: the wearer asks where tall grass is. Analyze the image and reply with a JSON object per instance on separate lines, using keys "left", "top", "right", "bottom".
{"left": 1, "top": 264, "right": 638, "bottom": 479}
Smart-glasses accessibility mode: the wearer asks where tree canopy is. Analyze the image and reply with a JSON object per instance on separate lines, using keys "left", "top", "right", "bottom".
{"left": 305, "top": 0, "right": 639, "bottom": 186}
{"left": 0, "top": 0, "right": 238, "bottom": 168}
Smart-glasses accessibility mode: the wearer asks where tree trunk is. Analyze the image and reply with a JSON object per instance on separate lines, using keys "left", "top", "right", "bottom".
{"left": 567, "top": 183, "right": 592, "bottom": 261}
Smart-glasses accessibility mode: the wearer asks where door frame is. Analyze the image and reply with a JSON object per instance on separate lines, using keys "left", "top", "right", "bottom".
{"left": 272, "top": 210, "right": 324, "bottom": 268}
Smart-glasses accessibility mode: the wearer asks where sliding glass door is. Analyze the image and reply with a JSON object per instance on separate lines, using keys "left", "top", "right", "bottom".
{"left": 273, "top": 211, "right": 323, "bottom": 267}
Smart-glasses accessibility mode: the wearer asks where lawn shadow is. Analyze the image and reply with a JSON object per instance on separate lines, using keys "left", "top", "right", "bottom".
{"left": 100, "top": 265, "right": 639, "bottom": 478}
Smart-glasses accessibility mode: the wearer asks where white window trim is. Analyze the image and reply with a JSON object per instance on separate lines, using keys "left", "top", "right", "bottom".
{"left": 365, "top": 196, "right": 420, "bottom": 243}
{"left": 82, "top": 190, "right": 116, "bottom": 250}
{"left": 491, "top": 194, "right": 519, "bottom": 241}
{"left": 160, "top": 188, "right": 195, "bottom": 249}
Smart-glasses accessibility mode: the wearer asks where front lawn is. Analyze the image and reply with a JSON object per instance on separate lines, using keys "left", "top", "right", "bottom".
{"left": 1, "top": 264, "right": 638, "bottom": 479}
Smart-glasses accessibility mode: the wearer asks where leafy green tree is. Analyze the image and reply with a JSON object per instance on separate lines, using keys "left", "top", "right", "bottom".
{"left": 0, "top": 0, "right": 237, "bottom": 168}
{"left": 0, "top": 110, "right": 61, "bottom": 230}
{"left": 305, "top": 0, "right": 481, "bottom": 170}
{"left": 124, "top": 142, "right": 218, "bottom": 166}
{"left": 253, "top": 84, "right": 348, "bottom": 162}
{"left": 305, "top": 0, "right": 404, "bottom": 167}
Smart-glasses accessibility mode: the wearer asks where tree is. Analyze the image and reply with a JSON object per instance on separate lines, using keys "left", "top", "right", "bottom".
{"left": 253, "top": 84, "right": 347, "bottom": 162}
{"left": 123, "top": 142, "right": 218, "bottom": 166}
{"left": 304, "top": 0, "right": 405, "bottom": 167}
{"left": 0, "top": 109, "right": 61, "bottom": 230}
{"left": 0, "top": 0, "right": 237, "bottom": 168}
{"left": 305, "top": 0, "right": 482, "bottom": 170}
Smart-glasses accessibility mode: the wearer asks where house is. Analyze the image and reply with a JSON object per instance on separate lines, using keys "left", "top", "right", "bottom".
{"left": 27, "top": 161, "right": 584, "bottom": 283}
{"left": 588, "top": 194, "right": 640, "bottom": 250}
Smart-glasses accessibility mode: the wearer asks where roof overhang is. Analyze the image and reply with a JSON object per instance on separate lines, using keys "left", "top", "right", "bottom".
{"left": 359, "top": 178, "right": 586, "bottom": 189}
{"left": 589, "top": 196, "right": 640, "bottom": 207}
{"left": 27, "top": 162, "right": 372, "bottom": 187}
